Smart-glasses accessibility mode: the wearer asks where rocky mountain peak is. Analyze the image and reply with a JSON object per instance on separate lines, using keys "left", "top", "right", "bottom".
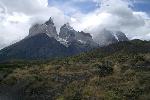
{"left": 28, "top": 17, "right": 58, "bottom": 38}
{"left": 94, "top": 29, "right": 118, "bottom": 46}
{"left": 45, "top": 17, "right": 54, "bottom": 25}
{"left": 59, "top": 23, "right": 76, "bottom": 41}
{"left": 28, "top": 18, "right": 128, "bottom": 48}
{"left": 62, "top": 23, "right": 74, "bottom": 30}
{"left": 59, "top": 23, "right": 97, "bottom": 47}
{"left": 115, "top": 31, "right": 129, "bottom": 41}
{"left": 93, "top": 29, "right": 129, "bottom": 46}
{"left": 79, "top": 31, "right": 92, "bottom": 38}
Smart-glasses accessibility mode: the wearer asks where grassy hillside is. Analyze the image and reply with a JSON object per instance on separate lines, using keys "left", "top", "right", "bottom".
{"left": 0, "top": 39, "right": 150, "bottom": 100}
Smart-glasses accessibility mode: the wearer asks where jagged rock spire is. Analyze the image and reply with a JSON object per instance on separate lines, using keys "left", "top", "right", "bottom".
{"left": 93, "top": 28, "right": 129, "bottom": 46}
{"left": 115, "top": 31, "right": 129, "bottom": 41}
{"left": 62, "top": 23, "right": 74, "bottom": 30}
{"left": 29, "top": 17, "right": 58, "bottom": 38}
{"left": 59, "top": 23, "right": 76, "bottom": 41}
{"left": 59, "top": 23, "right": 97, "bottom": 47}
{"left": 45, "top": 17, "right": 54, "bottom": 25}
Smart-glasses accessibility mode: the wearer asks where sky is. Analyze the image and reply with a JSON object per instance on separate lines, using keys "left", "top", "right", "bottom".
{"left": 0, "top": 0, "right": 150, "bottom": 49}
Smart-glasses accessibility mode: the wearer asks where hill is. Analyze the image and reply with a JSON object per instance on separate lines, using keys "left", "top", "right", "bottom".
{"left": 0, "top": 39, "right": 150, "bottom": 100}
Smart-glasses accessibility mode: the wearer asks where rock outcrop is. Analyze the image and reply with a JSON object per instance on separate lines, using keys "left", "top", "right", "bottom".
{"left": 29, "top": 17, "right": 58, "bottom": 39}
{"left": 59, "top": 23, "right": 98, "bottom": 47}
{"left": 93, "top": 29, "right": 129, "bottom": 46}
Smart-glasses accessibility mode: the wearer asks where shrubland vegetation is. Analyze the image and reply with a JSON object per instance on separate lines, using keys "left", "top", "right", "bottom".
{"left": 0, "top": 40, "right": 150, "bottom": 100}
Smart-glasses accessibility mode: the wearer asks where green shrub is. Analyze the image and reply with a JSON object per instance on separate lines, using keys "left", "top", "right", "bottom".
{"left": 93, "top": 61, "right": 113, "bottom": 77}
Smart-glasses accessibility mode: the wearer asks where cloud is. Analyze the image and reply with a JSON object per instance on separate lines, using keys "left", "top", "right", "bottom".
{"left": 0, "top": 0, "right": 48, "bottom": 14}
{"left": 0, "top": 0, "right": 70, "bottom": 49}
{"left": 71, "top": 0, "right": 150, "bottom": 40}
{"left": 0, "top": 0, "right": 150, "bottom": 49}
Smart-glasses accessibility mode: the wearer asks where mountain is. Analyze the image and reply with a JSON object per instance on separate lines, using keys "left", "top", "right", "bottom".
{"left": 93, "top": 29, "right": 128, "bottom": 46}
{"left": 0, "top": 18, "right": 98, "bottom": 61}
{"left": 59, "top": 23, "right": 98, "bottom": 47}
{"left": 0, "top": 39, "right": 149, "bottom": 100}
{"left": 0, "top": 17, "right": 130, "bottom": 61}
{"left": 115, "top": 31, "right": 129, "bottom": 41}
{"left": 29, "top": 17, "right": 58, "bottom": 39}
{"left": 0, "top": 33, "right": 68, "bottom": 61}
{"left": 59, "top": 23, "right": 75, "bottom": 42}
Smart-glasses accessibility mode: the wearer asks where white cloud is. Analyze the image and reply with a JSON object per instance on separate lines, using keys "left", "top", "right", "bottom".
{"left": 0, "top": 0, "right": 150, "bottom": 49}
{"left": 71, "top": 0, "right": 150, "bottom": 40}
{"left": 0, "top": 0, "right": 48, "bottom": 14}
{"left": 0, "top": 0, "right": 70, "bottom": 49}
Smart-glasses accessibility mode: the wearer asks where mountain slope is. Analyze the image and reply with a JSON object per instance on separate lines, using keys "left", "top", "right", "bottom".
{"left": 0, "top": 40, "right": 150, "bottom": 100}
{"left": 0, "top": 18, "right": 131, "bottom": 61}
{"left": 0, "top": 19, "right": 99, "bottom": 61}
{"left": 0, "top": 33, "right": 97, "bottom": 61}
{"left": 74, "top": 39, "right": 150, "bottom": 62}
{"left": 0, "top": 33, "right": 68, "bottom": 61}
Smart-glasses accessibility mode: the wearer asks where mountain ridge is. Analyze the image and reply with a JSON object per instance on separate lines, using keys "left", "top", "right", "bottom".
{"left": 0, "top": 17, "right": 129, "bottom": 61}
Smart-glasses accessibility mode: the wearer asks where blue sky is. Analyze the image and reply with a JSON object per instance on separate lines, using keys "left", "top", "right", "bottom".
{"left": 48, "top": 0, "right": 150, "bottom": 15}
{"left": 131, "top": 0, "right": 150, "bottom": 14}
{"left": 0, "top": 0, "right": 150, "bottom": 49}
{"left": 47, "top": 0, "right": 150, "bottom": 40}
{"left": 48, "top": 0, "right": 99, "bottom": 14}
